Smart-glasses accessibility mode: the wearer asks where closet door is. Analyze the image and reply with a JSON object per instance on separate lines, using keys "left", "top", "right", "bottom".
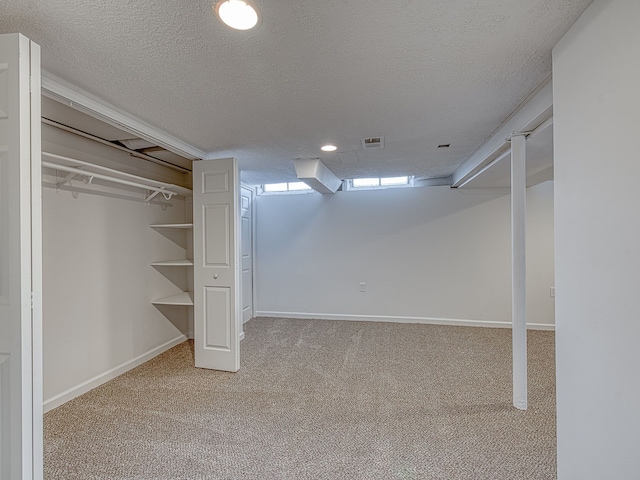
{"left": 240, "top": 186, "right": 254, "bottom": 327}
{"left": 193, "top": 158, "right": 240, "bottom": 372}
{"left": 0, "top": 33, "right": 43, "bottom": 480}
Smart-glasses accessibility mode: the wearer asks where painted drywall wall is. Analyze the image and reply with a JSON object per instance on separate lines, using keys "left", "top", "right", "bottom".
{"left": 42, "top": 124, "right": 191, "bottom": 410}
{"left": 255, "top": 182, "right": 554, "bottom": 327}
{"left": 553, "top": 0, "right": 640, "bottom": 477}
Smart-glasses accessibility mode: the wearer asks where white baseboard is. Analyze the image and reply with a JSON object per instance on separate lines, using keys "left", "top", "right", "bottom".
{"left": 255, "top": 311, "right": 555, "bottom": 331}
{"left": 43, "top": 334, "right": 188, "bottom": 413}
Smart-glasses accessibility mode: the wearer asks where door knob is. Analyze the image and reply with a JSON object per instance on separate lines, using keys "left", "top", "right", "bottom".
{"left": 213, "top": 274, "right": 219, "bottom": 279}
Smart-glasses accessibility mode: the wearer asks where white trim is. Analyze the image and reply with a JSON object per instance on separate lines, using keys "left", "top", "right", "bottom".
{"left": 255, "top": 311, "right": 555, "bottom": 331}
{"left": 41, "top": 72, "right": 206, "bottom": 161}
{"left": 239, "top": 332, "right": 245, "bottom": 341}
{"left": 43, "top": 335, "right": 187, "bottom": 413}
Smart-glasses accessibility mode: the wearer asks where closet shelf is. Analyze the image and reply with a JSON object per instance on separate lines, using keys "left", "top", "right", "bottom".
{"left": 151, "top": 259, "right": 194, "bottom": 266}
{"left": 152, "top": 292, "right": 194, "bottom": 306}
{"left": 150, "top": 223, "right": 193, "bottom": 229}
{"left": 42, "top": 151, "right": 192, "bottom": 201}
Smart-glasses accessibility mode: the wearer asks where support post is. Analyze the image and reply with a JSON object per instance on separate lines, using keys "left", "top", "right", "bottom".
{"left": 511, "top": 133, "right": 527, "bottom": 410}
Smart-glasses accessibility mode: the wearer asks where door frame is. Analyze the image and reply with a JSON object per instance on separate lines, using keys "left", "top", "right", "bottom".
{"left": 0, "top": 32, "right": 43, "bottom": 480}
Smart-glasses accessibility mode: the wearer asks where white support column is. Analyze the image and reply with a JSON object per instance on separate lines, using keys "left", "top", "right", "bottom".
{"left": 511, "top": 133, "right": 527, "bottom": 410}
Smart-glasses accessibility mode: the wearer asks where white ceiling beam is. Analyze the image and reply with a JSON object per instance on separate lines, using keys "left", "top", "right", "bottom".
{"left": 450, "top": 78, "right": 553, "bottom": 188}
{"left": 293, "top": 158, "right": 342, "bottom": 194}
{"left": 456, "top": 116, "right": 554, "bottom": 189}
{"left": 41, "top": 71, "right": 207, "bottom": 162}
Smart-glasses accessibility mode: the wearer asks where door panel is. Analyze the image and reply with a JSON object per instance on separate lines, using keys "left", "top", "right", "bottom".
{"left": 0, "top": 354, "right": 11, "bottom": 479}
{"left": 0, "top": 149, "right": 8, "bottom": 307}
{"left": 0, "top": 33, "right": 43, "bottom": 480}
{"left": 193, "top": 158, "right": 240, "bottom": 372}
{"left": 203, "top": 205, "right": 230, "bottom": 267}
{"left": 204, "top": 286, "right": 231, "bottom": 349}
{"left": 202, "top": 171, "right": 229, "bottom": 193}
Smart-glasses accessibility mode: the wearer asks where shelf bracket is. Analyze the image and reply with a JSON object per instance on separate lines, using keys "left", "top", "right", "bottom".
{"left": 56, "top": 167, "right": 84, "bottom": 191}
{"left": 145, "top": 188, "right": 175, "bottom": 204}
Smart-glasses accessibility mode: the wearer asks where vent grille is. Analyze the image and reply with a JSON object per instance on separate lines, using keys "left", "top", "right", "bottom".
{"left": 361, "top": 136, "right": 384, "bottom": 149}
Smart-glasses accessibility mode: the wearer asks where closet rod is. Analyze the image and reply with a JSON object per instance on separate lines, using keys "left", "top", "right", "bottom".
{"left": 42, "top": 151, "right": 190, "bottom": 189}
{"left": 42, "top": 152, "right": 192, "bottom": 200}
{"left": 43, "top": 161, "right": 178, "bottom": 200}
{"left": 42, "top": 117, "right": 192, "bottom": 174}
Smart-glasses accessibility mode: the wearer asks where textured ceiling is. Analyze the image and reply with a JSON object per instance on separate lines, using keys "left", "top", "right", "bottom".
{"left": 0, "top": 0, "right": 592, "bottom": 185}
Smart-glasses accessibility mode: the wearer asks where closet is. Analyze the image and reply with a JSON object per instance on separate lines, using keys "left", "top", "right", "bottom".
{"left": 41, "top": 96, "right": 196, "bottom": 412}
{"left": 40, "top": 93, "right": 245, "bottom": 413}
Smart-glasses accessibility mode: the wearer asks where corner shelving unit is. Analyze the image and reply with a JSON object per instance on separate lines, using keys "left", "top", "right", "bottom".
{"left": 150, "top": 223, "right": 194, "bottom": 306}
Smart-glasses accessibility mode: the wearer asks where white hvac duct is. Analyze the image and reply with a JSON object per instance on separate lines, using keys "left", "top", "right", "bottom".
{"left": 293, "top": 158, "right": 341, "bottom": 194}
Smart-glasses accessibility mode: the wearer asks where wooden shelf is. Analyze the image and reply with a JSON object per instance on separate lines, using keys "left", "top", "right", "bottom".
{"left": 152, "top": 292, "right": 193, "bottom": 306}
{"left": 150, "top": 223, "right": 193, "bottom": 229}
{"left": 150, "top": 259, "right": 194, "bottom": 266}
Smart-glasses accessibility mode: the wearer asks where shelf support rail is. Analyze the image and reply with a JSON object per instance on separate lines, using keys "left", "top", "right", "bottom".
{"left": 42, "top": 151, "right": 192, "bottom": 202}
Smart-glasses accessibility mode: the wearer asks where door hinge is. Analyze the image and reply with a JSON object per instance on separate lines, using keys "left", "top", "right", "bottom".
{"left": 31, "top": 292, "right": 34, "bottom": 309}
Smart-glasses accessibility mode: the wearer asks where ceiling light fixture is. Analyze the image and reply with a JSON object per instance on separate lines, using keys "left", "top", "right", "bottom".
{"left": 321, "top": 145, "right": 337, "bottom": 152}
{"left": 214, "top": 0, "right": 261, "bottom": 31}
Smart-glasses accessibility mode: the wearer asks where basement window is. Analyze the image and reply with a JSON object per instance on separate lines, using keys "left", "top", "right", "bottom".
{"left": 260, "top": 182, "right": 313, "bottom": 195}
{"left": 348, "top": 176, "right": 413, "bottom": 190}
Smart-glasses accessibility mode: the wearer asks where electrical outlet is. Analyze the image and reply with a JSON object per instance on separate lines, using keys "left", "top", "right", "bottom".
{"left": 359, "top": 282, "right": 366, "bottom": 293}
{"left": 550, "top": 287, "right": 555, "bottom": 298}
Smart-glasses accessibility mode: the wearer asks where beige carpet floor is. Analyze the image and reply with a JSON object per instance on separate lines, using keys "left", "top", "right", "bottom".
{"left": 44, "top": 318, "right": 556, "bottom": 479}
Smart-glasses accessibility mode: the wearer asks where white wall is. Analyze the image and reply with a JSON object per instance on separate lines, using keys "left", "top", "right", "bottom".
{"left": 42, "top": 124, "right": 191, "bottom": 411}
{"left": 255, "top": 182, "right": 554, "bottom": 328}
{"left": 553, "top": 0, "right": 640, "bottom": 477}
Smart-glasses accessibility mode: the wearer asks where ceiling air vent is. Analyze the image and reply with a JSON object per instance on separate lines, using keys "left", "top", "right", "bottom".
{"left": 361, "top": 136, "right": 384, "bottom": 150}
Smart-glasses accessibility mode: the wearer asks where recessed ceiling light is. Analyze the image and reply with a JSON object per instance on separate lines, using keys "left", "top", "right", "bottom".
{"left": 214, "top": 0, "right": 261, "bottom": 31}
{"left": 321, "top": 145, "right": 337, "bottom": 152}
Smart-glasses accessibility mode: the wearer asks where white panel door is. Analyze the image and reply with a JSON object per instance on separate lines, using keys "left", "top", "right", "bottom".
{"left": 193, "top": 158, "right": 240, "bottom": 372}
{"left": 0, "top": 33, "right": 43, "bottom": 480}
{"left": 240, "top": 186, "right": 254, "bottom": 326}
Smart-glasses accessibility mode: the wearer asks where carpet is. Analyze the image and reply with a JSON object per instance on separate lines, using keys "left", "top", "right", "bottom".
{"left": 44, "top": 317, "right": 556, "bottom": 479}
